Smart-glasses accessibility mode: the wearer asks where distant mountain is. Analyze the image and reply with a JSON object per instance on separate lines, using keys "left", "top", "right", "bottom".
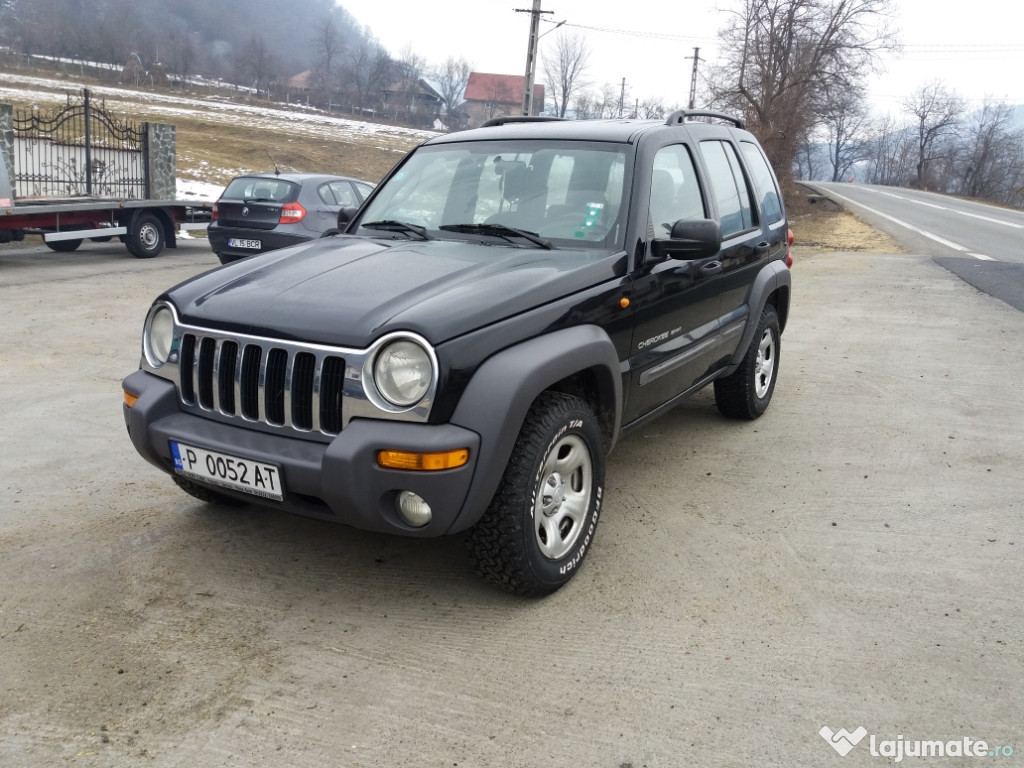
{"left": 0, "top": 0, "right": 373, "bottom": 81}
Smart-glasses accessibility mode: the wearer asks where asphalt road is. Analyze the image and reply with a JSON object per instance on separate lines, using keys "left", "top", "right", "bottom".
{"left": 1, "top": 237, "right": 1022, "bottom": 766}
{"left": 809, "top": 182, "right": 1024, "bottom": 311}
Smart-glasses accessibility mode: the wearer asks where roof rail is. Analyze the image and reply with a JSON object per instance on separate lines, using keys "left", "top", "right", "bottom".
{"left": 664, "top": 110, "right": 745, "bottom": 130}
{"left": 481, "top": 115, "right": 569, "bottom": 128}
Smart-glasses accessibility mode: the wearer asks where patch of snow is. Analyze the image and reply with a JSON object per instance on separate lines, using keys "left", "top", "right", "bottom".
{"left": 176, "top": 179, "right": 224, "bottom": 202}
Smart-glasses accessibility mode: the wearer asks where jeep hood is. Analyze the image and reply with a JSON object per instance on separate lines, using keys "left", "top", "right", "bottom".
{"left": 165, "top": 236, "right": 626, "bottom": 346}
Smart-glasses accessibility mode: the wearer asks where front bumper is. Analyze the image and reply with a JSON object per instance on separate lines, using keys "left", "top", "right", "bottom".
{"left": 122, "top": 370, "right": 482, "bottom": 536}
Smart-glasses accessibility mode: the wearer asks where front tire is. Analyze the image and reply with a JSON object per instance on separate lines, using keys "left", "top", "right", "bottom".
{"left": 468, "top": 392, "right": 605, "bottom": 596}
{"left": 714, "top": 303, "right": 781, "bottom": 419}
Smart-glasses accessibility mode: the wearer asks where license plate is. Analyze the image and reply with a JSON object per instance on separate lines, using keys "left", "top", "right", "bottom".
{"left": 170, "top": 441, "right": 282, "bottom": 501}
{"left": 228, "top": 238, "right": 261, "bottom": 250}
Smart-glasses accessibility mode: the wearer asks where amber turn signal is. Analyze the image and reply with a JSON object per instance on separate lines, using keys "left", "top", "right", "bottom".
{"left": 123, "top": 391, "right": 138, "bottom": 408}
{"left": 377, "top": 448, "right": 470, "bottom": 471}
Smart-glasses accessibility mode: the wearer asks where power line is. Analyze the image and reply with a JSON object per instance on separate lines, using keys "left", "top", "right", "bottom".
{"left": 543, "top": 18, "right": 715, "bottom": 44}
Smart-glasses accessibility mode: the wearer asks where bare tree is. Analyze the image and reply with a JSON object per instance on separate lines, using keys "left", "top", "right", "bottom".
{"left": 821, "top": 86, "right": 871, "bottom": 181}
{"left": 312, "top": 16, "right": 343, "bottom": 108}
{"left": 866, "top": 113, "right": 916, "bottom": 186}
{"left": 541, "top": 30, "right": 590, "bottom": 118}
{"left": 955, "top": 99, "right": 1024, "bottom": 204}
{"left": 433, "top": 56, "right": 472, "bottom": 121}
{"left": 573, "top": 92, "right": 597, "bottom": 120}
{"left": 637, "top": 97, "right": 666, "bottom": 119}
{"left": 166, "top": 32, "right": 195, "bottom": 88}
{"left": 710, "top": 0, "right": 896, "bottom": 192}
{"left": 244, "top": 34, "right": 277, "bottom": 97}
{"left": 904, "top": 81, "right": 965, "bottom": 189}
{"left": 345, "top": 40, "right": 393, "bottom": 111}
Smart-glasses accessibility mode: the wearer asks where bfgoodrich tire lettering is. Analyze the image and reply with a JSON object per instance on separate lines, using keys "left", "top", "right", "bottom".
{"left": 714, "top": 303, "right": 781, "bottom": 419}
{"left": 468, "top": 392, "right": 605, "bottom": 596}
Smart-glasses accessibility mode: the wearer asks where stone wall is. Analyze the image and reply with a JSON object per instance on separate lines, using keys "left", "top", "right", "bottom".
{"left": 0, "top": 104, "right": 13, "bottom": 185}
{"left": 145, "top": 123, "right": 176, "bottom": 200}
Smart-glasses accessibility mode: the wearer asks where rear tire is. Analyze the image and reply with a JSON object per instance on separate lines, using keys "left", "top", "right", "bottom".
{"left": 126, "top": 212, "right": 165, "bottom": 258}
{"left": 468, "top": 392, "right": 605, "bottom": 596}
{"left": 45, "top": 238, "right": 82, "bottom": 252}
{"left": 714, "top": 303, "right": 781, "bottom": 419}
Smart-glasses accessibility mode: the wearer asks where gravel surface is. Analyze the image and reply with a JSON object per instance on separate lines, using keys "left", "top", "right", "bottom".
{"left": 1, "top": 238, "right": 1021, "bottom": 766}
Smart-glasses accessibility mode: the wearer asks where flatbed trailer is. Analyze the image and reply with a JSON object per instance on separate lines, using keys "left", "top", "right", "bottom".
{"left": 0, "top": 196, "right": 212, "bottom": 258}
{"left": 1, "top": 93, "right": 211, "bottom": 259}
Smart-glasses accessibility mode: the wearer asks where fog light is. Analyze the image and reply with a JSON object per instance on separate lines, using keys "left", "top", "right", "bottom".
{"left": 397, "top": 491, "right": 432, "bottom": 527}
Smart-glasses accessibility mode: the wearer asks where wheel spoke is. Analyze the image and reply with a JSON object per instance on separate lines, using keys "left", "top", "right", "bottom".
{"left": 532, "top": 433, "right": 593, "bottom": 561}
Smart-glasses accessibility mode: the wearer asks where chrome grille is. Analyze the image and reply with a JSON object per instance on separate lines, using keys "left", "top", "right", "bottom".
{"left": 179, "top": 331, "right": 347, "bottom": 436}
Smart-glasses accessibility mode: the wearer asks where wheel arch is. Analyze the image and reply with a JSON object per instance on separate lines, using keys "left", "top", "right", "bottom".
{"left": 728, "top": 260, "right": 791, "bottom": 368}
{"left": 445, "top": 324, "right": 622, "bottom": 533}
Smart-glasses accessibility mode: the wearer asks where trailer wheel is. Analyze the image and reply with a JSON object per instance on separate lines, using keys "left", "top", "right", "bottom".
{"left": 45, "top": 238, "right": 83, "bottom": 252}
{"left": 126, "top": 213, "right": 165, "bottom": 258}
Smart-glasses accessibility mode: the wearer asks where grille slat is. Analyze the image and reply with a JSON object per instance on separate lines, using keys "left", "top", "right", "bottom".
{"left": 179, "top": 333, "right": 346, "bottom": 436}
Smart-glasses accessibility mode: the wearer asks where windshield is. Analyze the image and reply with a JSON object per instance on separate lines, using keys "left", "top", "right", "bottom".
{"left": 356, "top": 140, "right": 629, "bottom": 249}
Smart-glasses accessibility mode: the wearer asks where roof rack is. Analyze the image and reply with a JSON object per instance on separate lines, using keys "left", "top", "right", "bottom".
{"left": 481, "top": 115, "right": 569, "bottom": 128}
{"left": 664, "top": 110, "right": 745, "bottom": 130}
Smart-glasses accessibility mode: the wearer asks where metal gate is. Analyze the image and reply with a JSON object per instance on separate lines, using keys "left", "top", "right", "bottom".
{"left": 12, "top": 88, "right": 147, "bottom": 199}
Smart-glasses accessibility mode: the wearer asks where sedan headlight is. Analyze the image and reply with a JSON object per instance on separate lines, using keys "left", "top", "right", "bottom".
{"left": 143, "top": 304, "right": 176, "bottom": 368}
{"left": 373, "top": 338, "right": 433, "bottom": 407}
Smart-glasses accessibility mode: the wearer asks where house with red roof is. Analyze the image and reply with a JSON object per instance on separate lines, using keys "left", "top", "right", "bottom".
{"left": 459, "top": 72, "right": 545, "bottom": 128}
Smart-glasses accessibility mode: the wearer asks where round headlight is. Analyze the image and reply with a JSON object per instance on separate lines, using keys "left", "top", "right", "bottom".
{"left": 373, "top": 339, "right": 432, "bottom": 407}
{"left": 144, "top": 305, "right": 175, "bottom": 367}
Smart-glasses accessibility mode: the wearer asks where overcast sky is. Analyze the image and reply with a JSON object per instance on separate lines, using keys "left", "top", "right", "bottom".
{"left": 343, "top": 0, "right": 1024, "bottom": 116}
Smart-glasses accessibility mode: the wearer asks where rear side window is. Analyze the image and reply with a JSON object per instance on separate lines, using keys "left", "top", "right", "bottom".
{"left": 320, "top": 181, "right": 359, "bottom": 206}
{"left": 740, "top": 142, "right": 784, "bottom": 224}
{"left": 698, "top": 141, "right": 755, "bottom": 238}
{"left": 222, "top": 177, "right": 297, "bottom": 203}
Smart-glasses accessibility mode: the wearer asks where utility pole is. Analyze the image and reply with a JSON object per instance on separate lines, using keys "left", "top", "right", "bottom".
{"left": 617, "top": 77, "right": 626, "bottom": 118}
{"left": 516, "top": 1, "right": 552, "bottom": 116}
{"left": 688, "top": 47, "right": 701, "bottom": 110}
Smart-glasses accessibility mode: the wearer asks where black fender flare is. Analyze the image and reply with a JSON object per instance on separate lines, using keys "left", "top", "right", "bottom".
{"left": 445, "top": 325, "right": 622, "bottom": 533}
{"left": 728, "top": 260, "right": 791, "bottom": 367}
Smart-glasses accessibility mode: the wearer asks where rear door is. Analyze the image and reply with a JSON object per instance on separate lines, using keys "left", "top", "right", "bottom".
{"left": 694, "top": 137, "right": 769, "bottom": 360}
{"left": 308, "top": 180, "right": 364, "bottom": 232}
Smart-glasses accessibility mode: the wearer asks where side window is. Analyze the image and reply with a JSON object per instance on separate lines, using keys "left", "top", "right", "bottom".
{"left": 740, "top": 142, "right": 784, "bottom": 224}
{"left": 698, "top": 140, "right": 755, "bottom": 238}
{"left": 322, "top": 181, "right": 358, "bottom": 207}
{"left": 649, "top": 144, "right": 705, "bottom": 238}
{"left": 354, "top": 182, "right": 374, "bottom": 201}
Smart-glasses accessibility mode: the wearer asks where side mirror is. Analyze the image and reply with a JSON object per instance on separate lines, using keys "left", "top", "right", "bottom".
{"left": 650, "top": 219, "right": 722, "bottom": 261}
{"left": 336, "top": 205, "right": 359, "bottom": 231}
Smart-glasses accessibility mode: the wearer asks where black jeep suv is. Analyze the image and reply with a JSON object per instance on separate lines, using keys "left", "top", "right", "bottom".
{"left": 123, "top": 111, "right": 792, "bottom": 595}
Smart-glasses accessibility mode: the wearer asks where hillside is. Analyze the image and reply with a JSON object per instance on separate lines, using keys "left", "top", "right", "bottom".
{"left": 0, "top": 71, "right": 437, "bottom": 198}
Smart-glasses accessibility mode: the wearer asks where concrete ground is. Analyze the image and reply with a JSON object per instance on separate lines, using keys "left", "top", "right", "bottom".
{"left": 1, "top": 239, "right": 1021, "bottom": 767}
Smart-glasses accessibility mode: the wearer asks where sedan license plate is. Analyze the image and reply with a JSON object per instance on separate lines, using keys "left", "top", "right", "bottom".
{"left": 170, "top": 442, "right": 282, "bottom": 501}
{"left": 228, "top": 238, "right": 261, "bottom": 250}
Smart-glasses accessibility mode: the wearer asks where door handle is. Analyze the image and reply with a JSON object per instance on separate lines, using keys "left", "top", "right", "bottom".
{"left": 699, "top": 260, "right": 722, "bottom": 278}
{"left": 755, "top": 241, "right": 771, "bottom": 255}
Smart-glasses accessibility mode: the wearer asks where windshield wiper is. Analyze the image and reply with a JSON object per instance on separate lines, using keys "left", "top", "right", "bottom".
{"left": 361, "top": 220, "right": 431, "bottom": 240}
{"left": 439, "top": 223, "right": 553, "bottom": 250}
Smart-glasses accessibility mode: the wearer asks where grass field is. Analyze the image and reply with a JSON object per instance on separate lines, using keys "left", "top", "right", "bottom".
{"left": 0, "top": 65, "right": 433, "bottom": 190}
